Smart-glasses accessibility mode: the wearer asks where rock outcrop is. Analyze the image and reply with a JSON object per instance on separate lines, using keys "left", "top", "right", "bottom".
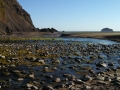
{"left": 60, "top": 34, "right": 71, "bottom": 37}
{"left": 39, "top": 28, "right": 58, "bottom": 33}
{"left": 101, "top": 28, "right": 113, "bottom": 32}
{"left": 0, "top": 0, "right": 35, "bottom": 35}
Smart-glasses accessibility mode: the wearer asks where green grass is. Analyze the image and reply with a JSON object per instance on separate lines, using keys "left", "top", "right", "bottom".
{"left": 0, "top": 37, "right": 61, "bottom": 42}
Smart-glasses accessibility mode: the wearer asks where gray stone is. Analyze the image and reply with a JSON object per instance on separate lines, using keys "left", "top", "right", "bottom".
{"left": 31, "top": 85, "right": 38, "bottom": 90}
{"left": 7, "top": 60, "right": 11, "bottom": 63}
{"left": 96, "top": 62, "right": 107, "bottom": 67}
{"left": 45, "top": 75, "right": 53, "bottom": 78}
{"left": 17, "top": 78, "right": 24, "bottom": 81}
{"left": 54, "top": 78, "right": 61, "bottom": 82}
{"left": 75, "top": 79, "right": 85, "bottom": 84}
{"left": 38, "top": 60, "right": 45, "bottom": 64}
{"left": 10, "top": 64, "right": 16, "bottom": 67}
{"left": 66, "top": 81, "right": 75, "bottom": 86}
{"left": 44, "top": 67, "right": 48, "bottom": 69}
{"left": 43, "top": 85, "right": 54, "bottom": 90}
{"left": 104, "top": 77, "right": 111, "bottom": 81}
{"left": 0, "top": 55, "right": 5, "bottom": 59}
{"left": 97, "top": 81, "right": 108, "bottom": 85}
{"left": 33, "top": 81, "right": 40, "bottom": 84}
{"left": 26, "top": 83, "right": 33, "bottom": 88}
{"left": 54, "top": 83, "right": 66, "bottom": 88}
{"left": 63, "top": 74, "right": 71, "bottom": 77}
{"left": 114, "top": 77, "right": 120, "bottom": 80}
{"left": 82, "top": 75, "right": 92, "bottom": 81}
{"left": 95, "top": 76, "right": 105, "bottom": 81}
{"left": 52, "top": 67, "right": 57, "bottom": 70}
{"left": 52, "top": 60, "right": 60, "bottom": 64}
{"left": 83, "top": 85, "right": 91, "bottom": 89}
{"left": 28, "top": 74, "right": 34, "bottom": 79}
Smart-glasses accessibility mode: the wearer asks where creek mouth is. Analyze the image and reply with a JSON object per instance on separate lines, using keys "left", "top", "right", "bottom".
{"left": 0, "top": 37, "right": 120, "bottom": 90}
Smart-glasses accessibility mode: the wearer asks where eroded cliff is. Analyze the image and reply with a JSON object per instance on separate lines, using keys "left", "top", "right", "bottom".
{"left": 0, "top": 0, "right": 35, "bottom": 35}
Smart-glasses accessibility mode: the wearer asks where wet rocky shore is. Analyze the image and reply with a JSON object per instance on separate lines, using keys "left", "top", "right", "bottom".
{"left": 0, "top": 38, "right": 120, "bottom": 90}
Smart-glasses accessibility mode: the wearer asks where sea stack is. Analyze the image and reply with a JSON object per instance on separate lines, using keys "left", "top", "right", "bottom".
{"left": 101, "top": 28, "right": 113, "bottom": 32}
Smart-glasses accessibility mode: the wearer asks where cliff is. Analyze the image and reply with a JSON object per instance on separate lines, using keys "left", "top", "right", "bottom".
{"left": 0, "top": 0, "right": 35, "bottom": 35}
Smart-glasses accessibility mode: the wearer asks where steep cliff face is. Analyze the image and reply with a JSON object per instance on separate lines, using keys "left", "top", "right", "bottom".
{"left": 0, "top": 0, "right": 35, "bottom": 35}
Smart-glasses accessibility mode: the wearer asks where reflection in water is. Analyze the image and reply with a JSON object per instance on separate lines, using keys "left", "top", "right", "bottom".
{"left": 57, "top": 37, "right": 118, "bottom": 45}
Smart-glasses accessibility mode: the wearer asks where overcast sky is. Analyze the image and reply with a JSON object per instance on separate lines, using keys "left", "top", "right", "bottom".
{"left": 17, "top": 0, "right": 120, "bottom": 31}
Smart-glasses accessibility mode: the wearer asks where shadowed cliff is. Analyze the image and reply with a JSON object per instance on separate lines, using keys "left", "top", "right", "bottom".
{"left": 0, "top": 0, "right": 35, "bottom": 35}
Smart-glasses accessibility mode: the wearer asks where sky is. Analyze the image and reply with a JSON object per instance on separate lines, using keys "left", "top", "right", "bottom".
{"left": 17, "top": 0, "right": 120, "bottom": 31}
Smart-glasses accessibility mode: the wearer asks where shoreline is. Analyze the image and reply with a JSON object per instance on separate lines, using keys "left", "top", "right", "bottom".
{"left": 60, "top": 32, "right": 120, "bottom": 43}
{"left": 0, "top": 32, "right": 120, "bottom": 43}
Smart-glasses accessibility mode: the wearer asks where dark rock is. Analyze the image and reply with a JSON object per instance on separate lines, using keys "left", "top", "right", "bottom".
{"left": 104, "top": 77, "right": 111, "bottom": 81}
{"left": 89, "top": 69, "right": 95, "bottom": 74}
{"left": 54, "top": 83, "right": 66, "bottom": 88}
{"left": 39, "top": 28, "right": 58, "bottom": 33}
{"left": 45, "top": 75, "right": 53, "bottom": 78}
{"left": 108, "top": 62, "right": 114, "bottom": 66}
{"left": 66, "top": 81, "right": 75, "bottom": 86}
{"left": 114, "top": 77, "right": 120, "bottom": 80}
{"left": 60, "top": 34, "right": 71, "bottom": 37}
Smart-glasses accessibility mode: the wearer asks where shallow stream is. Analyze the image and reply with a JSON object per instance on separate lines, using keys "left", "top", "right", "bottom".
{"left": 0, "top": 37, "right": 120, "bottom": 89}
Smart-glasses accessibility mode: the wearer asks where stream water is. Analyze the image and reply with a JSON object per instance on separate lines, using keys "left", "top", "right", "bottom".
{"left": 0, "top": 37, "right": 120, "bottom": 89}
{"left": 55, "top": 37, "right": 118, "bottom": 44}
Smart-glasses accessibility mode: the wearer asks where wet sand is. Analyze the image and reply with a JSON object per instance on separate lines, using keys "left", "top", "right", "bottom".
{"left": 60, "top": 31, "right": 120, "bottom": 42}
{"left": 1, "top": 31, "right": 120, "bottom": 41}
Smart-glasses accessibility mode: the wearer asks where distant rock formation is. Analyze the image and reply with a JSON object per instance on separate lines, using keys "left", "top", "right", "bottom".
{"left": 0, "top": 0, "right": 35, "bottom": 35}
{"left": 60, "top": 34, "right": 70, "bottom": 37}
{"left": 39, "top": 28, "right": 58, "bottom": 33}
{"left": 101, "top": 28, "right": 113, "bottom": 32}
